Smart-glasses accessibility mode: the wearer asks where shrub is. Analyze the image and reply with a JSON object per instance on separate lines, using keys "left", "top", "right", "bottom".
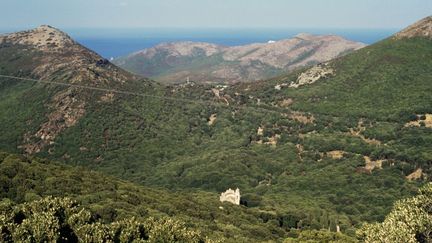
{"left": 357, "top": 183, "right": 432, "bottom": 243}
{"left": 0, "top": 196, "right": 205, "bottom": 243}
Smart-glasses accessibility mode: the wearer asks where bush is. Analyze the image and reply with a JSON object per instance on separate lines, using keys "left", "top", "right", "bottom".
{"left": 0, "top": 196, "right": 205, "bottom": 243}
{"left": 284, "top": 229, "right": 357, "bottom": 242}
{"left": 357, "top": 183, "right": 432, "bottom": 243}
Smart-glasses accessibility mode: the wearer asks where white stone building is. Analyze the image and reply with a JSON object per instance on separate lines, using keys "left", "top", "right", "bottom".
{"left": 220, "top": 188, "right": 240, "bottom": 205}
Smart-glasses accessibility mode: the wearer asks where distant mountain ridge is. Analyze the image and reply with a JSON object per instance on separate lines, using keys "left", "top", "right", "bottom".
{"left": 114, "top": 33, "right": 366, "bottom": 84}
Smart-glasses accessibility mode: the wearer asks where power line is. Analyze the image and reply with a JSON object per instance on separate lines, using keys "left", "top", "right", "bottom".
{"left": 0, "top": 74, "right": 220, "bottom": 106}
{"left": 0, "top": 74, "right": 292, "bottom": 116}
{"left": 2, "top": 73, "right": 398, "bottom": 141}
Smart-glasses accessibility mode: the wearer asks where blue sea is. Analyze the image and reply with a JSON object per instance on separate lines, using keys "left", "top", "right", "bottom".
{"left": 1, "top": 28, "right": 398, "bottom": 59}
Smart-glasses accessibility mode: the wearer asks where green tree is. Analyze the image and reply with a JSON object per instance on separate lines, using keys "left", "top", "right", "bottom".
{"left": 284, "top": 229, "right": 357, "bottom": 243}
{"left": 0, "top": 196, "right": 204, "bottom": 242}
{"left": 357, "top": 183, "right": 432, "bottom": 243}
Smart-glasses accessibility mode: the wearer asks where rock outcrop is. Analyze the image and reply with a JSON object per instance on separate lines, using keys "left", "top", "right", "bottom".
{"left": 326, "top": 151, "right": 345, "bottom": 160}
{"left": 406, "top": 168, "right": 424, "bottom": 181}
{"left": 405, "top": 114, "right": 432, "bottom": 128}
{"left": 363, "top": 156, "right": 384, "bottom": 172}
{"left": 208, "top": 114, "right": 217, "bottom": 126}
{"left": 0, "top": 25, "right": 76, "bottom": 51}
{"left": 395, "top": 16, "right": 432, "bottom": 39}
{"left": 289, "top": 64, "right": 334, "bottom": 88}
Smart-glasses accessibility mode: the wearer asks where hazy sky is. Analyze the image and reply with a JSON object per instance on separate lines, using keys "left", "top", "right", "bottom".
{"left": 1, "top": 0, "right": 431, "bottom": 29}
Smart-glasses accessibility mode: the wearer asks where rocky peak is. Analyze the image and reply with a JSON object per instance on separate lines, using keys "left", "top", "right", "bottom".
{"left": 294, "top": 33, "right": 315, "bottom": 40}
{"left": 0, "top": 24, "right": 76, "bottom": 51}
{"left": 1, "top": 25, "right": 141, "bottom": 87}
{"left": 395, "top": 16, "right": 432, "bottom": 39}
{"left": 35, "top": 24, "right": 60, "bottom": 32}
{"left": 1, "top": 26, "right": 144, "bottom": 155}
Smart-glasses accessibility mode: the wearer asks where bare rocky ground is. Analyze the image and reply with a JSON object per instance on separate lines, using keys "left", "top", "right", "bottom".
{"left": 114, "top": 33, "right": 365, "bottom": 84}
{"left": 395, "top": 16, "right": 432, "bottom": 39}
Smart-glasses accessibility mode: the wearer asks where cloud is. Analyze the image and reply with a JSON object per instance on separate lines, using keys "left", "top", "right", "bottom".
{"left": 119, "top": 1, "right": 128, "bottom": 7}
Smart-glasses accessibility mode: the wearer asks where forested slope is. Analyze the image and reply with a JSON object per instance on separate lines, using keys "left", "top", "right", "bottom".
{"left": 0, "top": 17, "right": 431, "bottom": 241}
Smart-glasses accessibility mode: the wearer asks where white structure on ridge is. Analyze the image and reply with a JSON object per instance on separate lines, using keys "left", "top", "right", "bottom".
{"left": 220, "top": 188, "right": 240, "bottom": 205}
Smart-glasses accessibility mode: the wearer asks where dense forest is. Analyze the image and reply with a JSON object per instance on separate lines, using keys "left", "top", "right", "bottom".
{"left": 1, "top": 152, "right": 430, "bottom": 242}
{"left": 0, "top": 17, "right": 431, "bottom": 242}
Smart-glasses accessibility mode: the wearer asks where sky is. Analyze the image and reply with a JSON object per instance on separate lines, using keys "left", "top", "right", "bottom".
{"left": 0, "top": 0, "right": 431, "bottom": 30}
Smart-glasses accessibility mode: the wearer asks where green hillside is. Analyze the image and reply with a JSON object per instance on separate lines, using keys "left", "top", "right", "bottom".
{"left": 0, "top": 17, "right": 431, "bottom": 241}
{"left": 0, "top": 151, "right": 295, "bottom": 242}
{"left": 227, "top": 35, "right": 432, "bottom": 174}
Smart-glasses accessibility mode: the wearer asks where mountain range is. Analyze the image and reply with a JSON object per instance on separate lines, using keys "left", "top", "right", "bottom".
{"left": 0, "top": 16, "right": 431, "bottom": 242}
{"left": 113, "top": 33, "right": 365, "bottom": 84}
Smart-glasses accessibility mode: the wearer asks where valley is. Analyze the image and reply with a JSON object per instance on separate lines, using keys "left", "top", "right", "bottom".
{"left": 0, "top": 14, "right": 431, "bottom": 243}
